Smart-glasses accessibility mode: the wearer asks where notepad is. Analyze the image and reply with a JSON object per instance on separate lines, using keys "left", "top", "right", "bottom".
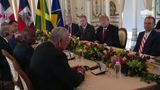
{"left": 90, "top": 62, "right": 107, "bottom": 75}
{"left": 64, "top": 51, "right": 75, "bottom": 60}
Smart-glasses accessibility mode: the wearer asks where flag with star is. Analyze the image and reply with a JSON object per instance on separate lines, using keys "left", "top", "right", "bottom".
{"left": 18, "top": 0, "right": 35, "bottom": 32}
{"left": 0, "top": 0, "right": 15, "bottom": 23}
{"left": 51, "top": 0, "right": 64, "bottom": 27}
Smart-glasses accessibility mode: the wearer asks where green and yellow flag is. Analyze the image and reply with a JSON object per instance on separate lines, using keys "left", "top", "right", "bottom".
{"left": 35, "top": 0, "right": 53, "bottom": 35}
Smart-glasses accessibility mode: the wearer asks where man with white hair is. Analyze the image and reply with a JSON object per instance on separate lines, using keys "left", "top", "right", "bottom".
{"left": 30, "top": 27, "right": 85, "bottom": 90}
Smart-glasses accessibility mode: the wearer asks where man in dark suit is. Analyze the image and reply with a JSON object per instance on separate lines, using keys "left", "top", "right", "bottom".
{"left": 65, "top": 16, "right": 80, "bottom": 37}
{"left": 29, "top": 27, "right": 85, "bottom": 90}
{"left": 14, "top": 27, "right": 35, "bottom": 75}
{"left": 134, "top": 16, "right": 160, "bottom": 56}
{"left": 0, "top": 27, "right": 13, "bottom": 55}
{"left": 8, "top": 20, "right": 18, "bottom": 50}
{"left": 0, "top": 48, "right": 12, "bottom": 81}
{"left": 95, "top": 15, "right": 121, "bottom": 48}
{"left": 79, "top": 15, "right": 95, "bottom": 41}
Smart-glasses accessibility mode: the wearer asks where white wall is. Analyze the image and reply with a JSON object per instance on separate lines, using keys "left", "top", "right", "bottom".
{"left": 123, "top": 0, "right": 145, "bottom": 32}
{"left": 123, "top": 0, "right": 145, "bottom": 49}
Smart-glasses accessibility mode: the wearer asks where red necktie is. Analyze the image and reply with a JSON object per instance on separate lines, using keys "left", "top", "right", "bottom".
{"left": 68, "top": 26, "right": 71, "bottom": 35}
{"left": 102, "top": 28, "right": 107, "bottom": 44}
{"left": 138, "top": 33, "right": 148, "bottom": 54}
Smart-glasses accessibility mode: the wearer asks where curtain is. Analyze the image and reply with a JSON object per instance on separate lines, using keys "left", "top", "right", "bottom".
{"left": 144, "top": 0, "right": 152, "bottom": 10}
{"left": 119, "top": 0, "right": 125, "bottom": 28}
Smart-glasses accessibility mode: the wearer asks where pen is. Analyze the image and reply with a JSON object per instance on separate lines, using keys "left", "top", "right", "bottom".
{"left": 96, "top": 62, "right": 101, "bottom": 71}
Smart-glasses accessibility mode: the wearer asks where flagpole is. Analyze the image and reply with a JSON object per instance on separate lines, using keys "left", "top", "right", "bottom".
{"left": 30, "top": 0, "right": 36, "bottom": 24}
{"left": 11, "top": 0, "right": 17, "bottom": 20}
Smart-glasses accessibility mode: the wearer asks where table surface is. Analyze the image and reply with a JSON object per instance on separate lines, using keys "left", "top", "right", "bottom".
{"left": 69, "top": 59, "right": 157, "bottom": 90}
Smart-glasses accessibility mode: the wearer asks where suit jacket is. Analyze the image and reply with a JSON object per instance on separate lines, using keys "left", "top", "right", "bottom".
{"left": 65, "top": 23, "right": 80, "bottom": 37}
{"left": 14, "top": 42, "right": 34, "bottom": 74}
{"left": 95, "top": 24, "right": 122, "bottom": 48}
{"left": 0, "top": 36, "right": 13, "bottom": 55}
{"left": 29, "top": 42, "right": 84, "bottom": 90}
{"left": 79, "top": 24, "right": 95, "bottom": 41}
{"left": 8, "top": 35, "right": 17, "bottom": 50}
{"left": 0, "top": 49, "right": 12, "bottom": 81}
{"left": 134, "top": 30, "right": 160, "bottom": 56}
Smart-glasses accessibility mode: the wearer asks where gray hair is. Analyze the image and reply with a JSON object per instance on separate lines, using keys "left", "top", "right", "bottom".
{"left": 0, "top": 27, "right": 10, "bottom": 37}
{"left": 66, "top": 15, "right": 72, "bottom": 19}
{"left": 1, "top": 22, "right": 9, "bottom": 27}
{"left": 50, "top": 27, "right": 68, "bottom": 42}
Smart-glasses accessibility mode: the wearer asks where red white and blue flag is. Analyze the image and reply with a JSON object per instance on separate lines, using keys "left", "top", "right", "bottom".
{"left": 0, "top": 0, "right": 15, "bottom": 23}
{"left": 18, "top": 0, "right": 34, "bottom": 32}
{"left": 0, "top": 2, "right": 5, "bottom": 23}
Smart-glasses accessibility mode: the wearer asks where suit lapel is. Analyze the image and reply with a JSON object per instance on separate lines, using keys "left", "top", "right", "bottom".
{"left": 71, "top": 23, "right": 75, "bottom": 34}
{"left": 144, "top": 30, "right": 155, "bottom": 46}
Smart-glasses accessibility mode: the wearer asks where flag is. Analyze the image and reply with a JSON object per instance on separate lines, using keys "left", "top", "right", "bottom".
{"left": 35, "top": 0, "right": 53, "bottom": 35}
{"left": 0, "top": 1, "right": 5, "bottom": 23}
{"left": 0, "top": 0, "right": 15, "bottom": 22}
{"left": 18, "top": 0, "right": 34, "bottom": 32}
{"left": 51, "top": 0, "right": 64, "bottom": 27}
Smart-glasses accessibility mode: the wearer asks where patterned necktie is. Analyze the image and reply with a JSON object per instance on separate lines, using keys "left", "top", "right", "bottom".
{"left": 138, "top": 33, "right": 148, "bottom": 54}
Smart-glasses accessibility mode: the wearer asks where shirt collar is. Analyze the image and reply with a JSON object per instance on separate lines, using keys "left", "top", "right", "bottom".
{"left": 3, "top": 37, "right": 8, "bottom": 42}
{"left": 145, "top": 30, "right": 152, "bottom": 38}
{"left": 68, "top": 24, "right": 72, "bottom": 27}
{"left": 82, "top": 24, "right": 87, "bottom": 29}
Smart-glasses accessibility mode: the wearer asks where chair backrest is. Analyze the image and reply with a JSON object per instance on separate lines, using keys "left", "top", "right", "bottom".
{"left": 1, "top": 49, "right": 32, "bottom": 90}
{"left": 118, "top": 28, "right": 127, "bottom": 48}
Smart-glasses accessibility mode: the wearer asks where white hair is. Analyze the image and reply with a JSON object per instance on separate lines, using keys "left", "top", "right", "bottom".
{"left": 50, "top": 27, "right": 68, "bottom": 42}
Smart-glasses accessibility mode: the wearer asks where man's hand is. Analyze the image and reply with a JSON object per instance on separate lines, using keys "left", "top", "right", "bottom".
{"left": 72, "top": 66, "right": 86, "bottom": 75}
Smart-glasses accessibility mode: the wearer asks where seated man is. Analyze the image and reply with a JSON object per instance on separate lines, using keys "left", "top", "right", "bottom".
{"left": 95, "top": 15, "right": 121, "bottom": 48}
{"left": 134, "top": 16, "right": 160, "bottom": 56}
{"left": 29, "top": 27, "right": 85, "bottom": 90}
{"left": 0, "top": 27, "right": 13, "bottom": 55}
{"left": 79, "top": 15, "right": 95, "bottom": 41}
{"left": 14, "top": 27, "right": 35, "bottom": 75}
{"left": 0, "top": 48, "right": 12, "bottom": 82}
{"left": 65, "top": 16, "right": 80, "bottom": 37}
{"left": 8, "top": 20, "right": 18, "bottom": 50}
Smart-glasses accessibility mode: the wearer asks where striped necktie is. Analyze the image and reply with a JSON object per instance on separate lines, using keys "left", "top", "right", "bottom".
{"left": 138, "top": 33, "right": 148, "bottom": 54}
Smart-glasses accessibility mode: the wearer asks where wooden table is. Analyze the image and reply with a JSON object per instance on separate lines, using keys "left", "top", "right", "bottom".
{"left": 69, "top": 59, "right": 158, "bottom": 90}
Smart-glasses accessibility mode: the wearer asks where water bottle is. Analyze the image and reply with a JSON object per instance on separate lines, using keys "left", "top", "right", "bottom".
{"left": 114, "top": 61, "right": 121, "bottom": 78}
